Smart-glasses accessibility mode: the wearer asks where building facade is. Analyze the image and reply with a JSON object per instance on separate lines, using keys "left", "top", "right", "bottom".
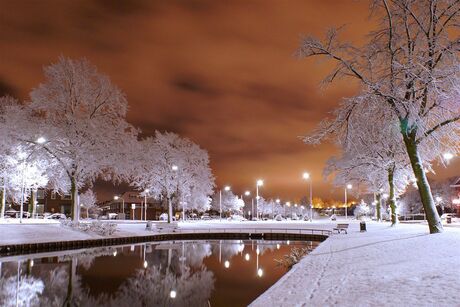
{"left": 100, "top": 191, "right": 166, "bottom": 220}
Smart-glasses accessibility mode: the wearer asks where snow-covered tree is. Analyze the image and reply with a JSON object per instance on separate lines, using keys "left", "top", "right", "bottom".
{"left": 131, "top": 131, "right": 214, "bottom": 222}
{"left": 354, "top": 200, "right": 370, "bottom": 219}
{"left": 298, "top": 0, "right": 460, "bottom": 233}
{"left": 79, "top": 189, "right": 98, "bottom": 218}
{"left": 321, "top": 95, "right": 416, "bottom": 225}
{"left": 29, "top": 57, "right": 138, "bottom": 221}
{"left": 210, "top": 190, "right": 243, "bottom": 216}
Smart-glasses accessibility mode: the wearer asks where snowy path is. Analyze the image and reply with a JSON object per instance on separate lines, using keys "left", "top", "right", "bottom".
{"left": 250, "top": 222, "right": 460, "bottom": 307}
{"left": 0, "top": 219, "right": 336, "bottom": 246}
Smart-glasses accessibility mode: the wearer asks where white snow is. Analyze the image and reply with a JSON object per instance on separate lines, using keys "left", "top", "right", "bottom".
{"left": 250, "top": 221, "right": 460, "bottom": 307}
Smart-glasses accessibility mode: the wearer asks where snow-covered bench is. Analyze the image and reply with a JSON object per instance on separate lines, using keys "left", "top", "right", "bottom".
{"left": 333, "top": 223, "right": 349, "bottom": 234}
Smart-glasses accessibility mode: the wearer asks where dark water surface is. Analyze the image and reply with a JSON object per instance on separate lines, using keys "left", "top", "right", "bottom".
{"left": 0, "top": 240, "right": 318, "bottom": 307}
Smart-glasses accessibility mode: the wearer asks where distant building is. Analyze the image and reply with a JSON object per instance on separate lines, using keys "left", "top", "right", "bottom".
{"left": 8, "top": 189, "right": 72, "bottom": 216}
{"left": 100, "top": 191, "right": 165, "bottom": 220}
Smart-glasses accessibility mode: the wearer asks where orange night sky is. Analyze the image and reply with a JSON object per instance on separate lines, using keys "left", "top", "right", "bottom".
{"left": 1, "top": 0, "right": 458, "bottom": 201}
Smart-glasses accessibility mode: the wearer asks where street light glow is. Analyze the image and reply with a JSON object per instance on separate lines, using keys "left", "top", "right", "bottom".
{"left": 36, "top": 137, "right": 46, "bottom": 144}
{"left": 114, "top": 196, "right": 119, "bottom": 200}
{"left": 245, "top": 191, "right": 251, "bottom": 196}
{"left": 302, "top": 172, "right": 310, "bottom": 180}
{"left": 143, "top": 261, "right": 148, "bottom": 268}
{"left": 171, "top": 165, "right": 178, "bottom": 171}
{"left": 443, "top": 152, "right": 454, "bottom": 161}
{"left": 286, "top": 202, "right": 291, "bottom": 207}
{"left": 144, "top": 189, "right": 150, "bottom": 193}
{"left": 224, "top": 186, "right": 231, "bottom": 191}
{"left": 276, "top": 199, "right": 280, "bottom": 204}
{"left": 347, "top": 184, "right": 352, "bottom": 189}
{"left": 257, "top": 179, "right": 264, "bottom": 186}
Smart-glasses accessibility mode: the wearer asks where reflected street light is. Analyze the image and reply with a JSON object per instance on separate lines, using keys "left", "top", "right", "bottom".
{"left": 257, "top": 268, "right": 263, "bottom": 277}
{"left": 245, "top": 253, "right": 250, "bottom": 261}
{"left": 224, "top": 260, "right": 230, "bottom": 268}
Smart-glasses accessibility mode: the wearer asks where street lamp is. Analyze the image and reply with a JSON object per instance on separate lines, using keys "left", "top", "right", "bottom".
{"left": 286, "top": 202, "right": 291, "bottom": 219}
{"left": 256, "top": 179, "right": 263, "bottom": 220}
{"left": 114, "top": 195, "right": 125, "bottom": 215}
{"left": 303, "top": 172, "right": 313, "bottom": 221}
{"left": 344, "top": 184, "right": 352, "bottom": 219}
{"left": 131, "top": 203, "right": 135, "bottom": 220}
{"left": 220, "top": 186, "right": 231, "bottom": 221}
{"left": 143, "top": 189, "right": 149, "bottom": 221}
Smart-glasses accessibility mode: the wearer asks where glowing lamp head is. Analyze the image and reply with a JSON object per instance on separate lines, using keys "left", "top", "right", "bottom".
{"left": 443, "top": 152, "right": 454, "bottom": 161}
{"left": 245, "top": 191, "right": 251, "bottom": 196}
{"left": 36, "top": 137, "right": 46, "bottom": 144}
{"left": 276, "top": 199, "right": 280, "bottom": 204}
{"left": 114, "top": 196, "right": 119, "bottom": 200}
{"left": 171, "top": 165, "right": 178, "bottom": 171}
{"left": 144, "top": 189, "right": 150, "bottom": 193}
{"left": 286, "top": 202, "right": 290, "bottom": 207}
{"left": 302, "top": 172, "right": 310, "bottom": 180}
{"left": 257, "top": 179, "right": 264, "bottom": 187}
{"left": 143, "top": 261, "right": 148, "bottom": 268}
{"left": 347, "top": 184, "right": 352, "bottom": 189}
{"left": 224, "top": 186, "right": 231, "bottom": 191}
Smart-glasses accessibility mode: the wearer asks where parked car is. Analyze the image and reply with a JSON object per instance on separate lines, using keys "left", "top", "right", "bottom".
{"left": 201, "top": 214, "right": 211, "bottom": 220}
{"left": 159, "top": 213, "right": 176, "bottom": 221}
{"left": 227, "top": 215, "right": 247, "bottom": 222}
{"left": 45, "top": 213, "right": 67, "bottom": 220}
{"left": 274, "top": 214, "right": 284, "bottom": 221}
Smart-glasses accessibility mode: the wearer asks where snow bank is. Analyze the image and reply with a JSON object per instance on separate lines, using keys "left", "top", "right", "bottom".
{"left": 251, "top": 222, "right": 460, "bottom": 307}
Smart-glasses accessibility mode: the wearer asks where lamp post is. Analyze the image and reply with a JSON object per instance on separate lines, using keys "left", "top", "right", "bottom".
{"left": 344, "top": 184, "right": 352, "bottom": 220}
{"left": 131, "top": 203, "right": 135, "bottom": 220}
{"left": 243, "top": 191, "right": 250, "bottom": 219}
{"left": 256, "top": 179, "right": 263, "bottom": 220}
{"left": 114, "top": 195, "right": 125, "bottom": 215}
{"left": 220, "top": 186, "right": 231, "bottom": 221}
{"left": 302, "top": 172, "right": 313, "bottom": 221}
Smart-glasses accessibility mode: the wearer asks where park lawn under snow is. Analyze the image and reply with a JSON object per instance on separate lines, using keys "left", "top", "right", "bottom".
{"left": 251, "top": 222, "right": 460, "bottom": 307}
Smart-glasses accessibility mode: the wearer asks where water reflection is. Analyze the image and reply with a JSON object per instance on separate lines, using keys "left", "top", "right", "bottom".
{"left": 0, "top": 239, "right": 317, "bottom": 307}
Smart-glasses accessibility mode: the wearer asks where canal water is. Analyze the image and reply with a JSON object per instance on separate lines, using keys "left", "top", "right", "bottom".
{"left": 0, "top": 239, "right": 318, "bottom": 307}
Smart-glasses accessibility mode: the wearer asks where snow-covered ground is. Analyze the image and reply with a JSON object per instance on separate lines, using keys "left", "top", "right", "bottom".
{"left": 0, "top": 219, "right": 335, "bottom": 246}
{"left": 251, "top": 222, "right": 460, "bottom": 307}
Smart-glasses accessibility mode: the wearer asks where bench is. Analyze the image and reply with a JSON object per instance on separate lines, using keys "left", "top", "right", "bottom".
{"left": 333, "top": 223, "right": 349, "bottom": 234}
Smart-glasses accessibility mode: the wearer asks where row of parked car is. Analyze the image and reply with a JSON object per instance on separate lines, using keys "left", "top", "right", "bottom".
{"left": 3, "top": 210, "right": 67, "bottom": 220}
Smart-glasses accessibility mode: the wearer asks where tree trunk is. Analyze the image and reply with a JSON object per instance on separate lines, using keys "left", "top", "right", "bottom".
{"left": 168, "top": 197, "right": 172, "bottom": 224}
{"left": 402, "top": 131, "right": 443, "bottom": 233}
{"left": 388, "top": 168, "right": 397, "bottom": 226}
{"left": 71, "top": 177, "right": 78, "bottom": 221}
{"left": 0, "top": 183, "right": 5, "bottom": 219}
{"left": 376, "top": 193, "right": 382, "bottom": 222}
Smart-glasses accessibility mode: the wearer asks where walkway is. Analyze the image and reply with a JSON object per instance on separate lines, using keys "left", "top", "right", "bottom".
{"left": 250, "top": 222, "right": 460, "bottom": 307}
